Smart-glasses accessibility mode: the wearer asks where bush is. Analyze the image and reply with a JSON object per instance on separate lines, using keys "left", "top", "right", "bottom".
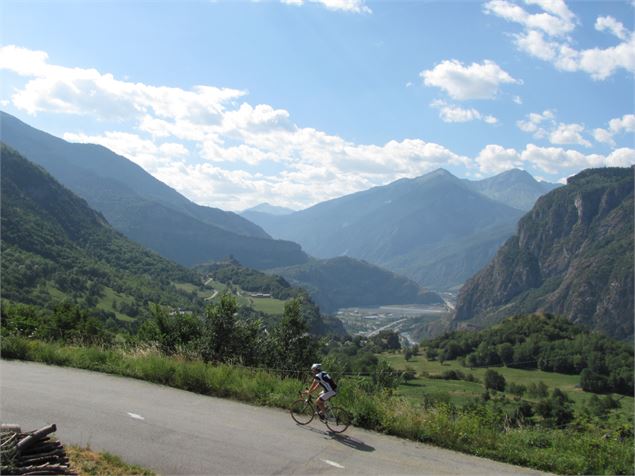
{"left": 484, "top": 369, "right": 506, "bottom": 392}
{"left": 527, "top": 381, "right": 549, "bottom": 398}
{"left": 507, "top": 382, "right": 527, "bottom": 396}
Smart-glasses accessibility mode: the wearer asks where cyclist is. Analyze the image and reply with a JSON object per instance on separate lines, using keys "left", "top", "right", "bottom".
{"left": 305, "top": 363, "right": 337, "bottom": 420}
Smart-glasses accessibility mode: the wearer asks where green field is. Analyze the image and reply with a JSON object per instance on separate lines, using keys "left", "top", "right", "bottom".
{"left": 197, "top": 279, "right": 287, "bottom": 314}
{"left": 382, "top": 352, "right": 634, "bottom": 421}
{"left": 248, "top": 297, "right": 286, "bottom": 315}
{"left": 96, "top": 287, "right": 136, "bottom": 322}
{"left": 174, "top": 281, "right": 216, "bottom": 299}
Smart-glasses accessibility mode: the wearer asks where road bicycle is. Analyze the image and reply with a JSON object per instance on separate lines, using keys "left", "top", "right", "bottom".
{"left": 289, "top": 391, "right": 351, "bottom": 433}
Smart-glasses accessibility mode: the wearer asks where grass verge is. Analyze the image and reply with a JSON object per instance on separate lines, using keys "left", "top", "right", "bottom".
{"left": 3, "top": 336, "right": 633, "bottom": 475}
{"left": 67, "top": 446, "right": 155, "bottom": 475}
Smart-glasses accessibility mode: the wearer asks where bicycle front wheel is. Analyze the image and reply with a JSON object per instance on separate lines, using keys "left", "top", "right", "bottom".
{"left": 290, "top": 399, "right": 315, "bottom": 425}
{"left": 325, "top": 406, "right": 351, "bottom": 433}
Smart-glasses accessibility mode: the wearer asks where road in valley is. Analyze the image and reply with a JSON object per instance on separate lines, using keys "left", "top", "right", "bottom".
{"left": 1, "top": 361, "right": 550, "bottom": 475}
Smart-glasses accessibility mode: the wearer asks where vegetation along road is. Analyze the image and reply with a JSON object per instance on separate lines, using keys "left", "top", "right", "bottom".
{"left": 1, "top": 361, "right": 551, "bottom": 475}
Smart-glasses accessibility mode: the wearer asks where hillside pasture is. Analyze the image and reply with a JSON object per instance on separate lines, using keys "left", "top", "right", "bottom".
{"left": 382, "top": 353, "right": 634, "bottom": 422}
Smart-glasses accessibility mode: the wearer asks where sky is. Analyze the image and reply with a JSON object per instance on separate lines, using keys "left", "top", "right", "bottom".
{"left": 1, "top": 0, "right": 634, "bottom": 211}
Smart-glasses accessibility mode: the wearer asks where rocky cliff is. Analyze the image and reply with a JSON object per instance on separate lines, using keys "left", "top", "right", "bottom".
{"left": 453, "top": 167, "right": 634, "bottom": 340}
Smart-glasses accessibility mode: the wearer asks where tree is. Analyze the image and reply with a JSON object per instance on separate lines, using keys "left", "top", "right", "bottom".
{"left": 269, "top": 298, "right": 316, "bottom": 375}
{"left": 535, "top": 388, "right": 574, "bottom": 426}
{"left": 498, "top": 343, "right": 514, "bottom": 366}
{"left": 527, "top": 381, "right": 549, "bottom": 398}
{"left": 202, "top": 294, "right": 239, "bottom": 362}
{"left": 580, "top": 369, "right": 609, "bottom": 394}
{"left": 484, "top": 369, "right": 506, "bottom": 392}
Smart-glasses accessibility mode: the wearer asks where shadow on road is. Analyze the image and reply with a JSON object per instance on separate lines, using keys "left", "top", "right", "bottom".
{"left": 331, "top": 434, "right": 375, "bottom": 452}
{"left": 295, "top": 425, "right": 375, "bottom": 452}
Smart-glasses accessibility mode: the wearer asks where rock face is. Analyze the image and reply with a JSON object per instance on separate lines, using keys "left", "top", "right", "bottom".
{"left": 453, "top": 167, "right": 634, "bottom": 340}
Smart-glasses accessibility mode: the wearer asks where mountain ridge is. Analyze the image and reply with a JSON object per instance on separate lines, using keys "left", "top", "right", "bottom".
{"left": 269, "top": 256, "right": 444, "bottom": 313}
{"left": 0, "top": 111, "right": 309, "bottom": 270}
{"left": 245, "top": 168, "right": 540, "bottom": 290}
{"left": 0, "top": 144, "right": 204, "bottom": 317}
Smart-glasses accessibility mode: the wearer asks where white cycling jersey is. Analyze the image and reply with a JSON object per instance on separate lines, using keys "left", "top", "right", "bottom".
{"left": 314, "top": 371, "right": 337, "bottom": 393}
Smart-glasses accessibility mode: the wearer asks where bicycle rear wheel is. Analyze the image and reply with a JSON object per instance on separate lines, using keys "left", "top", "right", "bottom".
{"left": 324, "top": 406, "right": 351, "bottom": 433}
{"left": 290, "top": 399, "right": 315, "bottom": 425}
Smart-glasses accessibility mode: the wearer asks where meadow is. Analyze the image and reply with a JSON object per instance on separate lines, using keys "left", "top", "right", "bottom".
{"left": 382, "top": 352, "right": 635, "bottom": 423}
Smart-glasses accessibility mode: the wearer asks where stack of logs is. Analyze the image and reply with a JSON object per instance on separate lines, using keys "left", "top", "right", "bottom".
{"left": 0, "top": 424, "right": 76, "bottom": 475}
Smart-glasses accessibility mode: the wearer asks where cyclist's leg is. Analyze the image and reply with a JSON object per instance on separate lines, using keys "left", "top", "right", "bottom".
{"left": 317, "top": 390, "right": 336, "bottom": 415}
{"left": 315, "top": 393, "right": 326, "bottom": 415}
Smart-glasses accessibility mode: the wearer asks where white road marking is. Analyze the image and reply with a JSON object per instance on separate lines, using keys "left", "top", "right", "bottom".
{"left": 322, "top": 459, "right": 344, "bottom": 469}
{"left": 127, "top": 412, "right": 145, "bottom": 421}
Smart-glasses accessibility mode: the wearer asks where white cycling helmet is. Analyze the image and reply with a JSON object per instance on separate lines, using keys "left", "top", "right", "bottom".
{"left": 311, "top": 363, "right": 321, "bottom": 372}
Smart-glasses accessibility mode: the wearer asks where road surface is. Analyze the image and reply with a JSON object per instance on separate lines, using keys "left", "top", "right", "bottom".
{"left": 1, "top": 360, "right": 550, "bottom": 475}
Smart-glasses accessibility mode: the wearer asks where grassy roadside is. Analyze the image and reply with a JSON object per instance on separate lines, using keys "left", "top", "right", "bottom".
{"left": 67, "top": 446, "right": 155, "bottom": 475}
{"left": 2, "top": 336, "right": 633, "bottom": 475}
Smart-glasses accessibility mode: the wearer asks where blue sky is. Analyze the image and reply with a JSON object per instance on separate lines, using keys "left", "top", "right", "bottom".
{"left": 1, "top": 0, "right": 634, "bottom": 211}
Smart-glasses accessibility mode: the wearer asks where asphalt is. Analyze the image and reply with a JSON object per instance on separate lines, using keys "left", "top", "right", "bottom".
{"left": 1, "top": 360, "right": 552, "bottom": 475}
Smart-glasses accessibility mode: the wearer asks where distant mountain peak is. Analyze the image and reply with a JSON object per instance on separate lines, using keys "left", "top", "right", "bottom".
{"left": 413, "top": 168, "right": 460, "bottom": 185}
{"left": 242, "top": 202, "right": 295, "bottom": 216}
{"left": 428, "top": 168, "right": 455, "bottom": 178}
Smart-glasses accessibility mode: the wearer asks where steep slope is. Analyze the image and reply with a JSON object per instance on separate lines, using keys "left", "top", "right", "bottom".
{"left": 0, "top": 144, "right": 204, "bottom": 317}
{"left": 453, "top": 167, "right": 634, "bottom": 339}
{"left": 466, "top": 169, "right": 560, "bottom": 211}
{"left": 0, "top": 112, "right": 308, "bottom": 269}
{"left": 248, "top": 169, "right": 525, "bottom": 290}
{"left": 271, "top": 257, "right": 444, "bottom": 313}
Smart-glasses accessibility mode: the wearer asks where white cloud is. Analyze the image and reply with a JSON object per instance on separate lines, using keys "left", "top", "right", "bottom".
{"left": 0, "top": 45, "right": 245, "bottom": 120}
{"left": 596, "top": 16, "right": 628, "bottom": 41}
{"left": 593, "top": 128, "right": 615, "bottom": 147}
{"left": 476, "top": 144, "right": 522, "bottom": 173}
{"left": 520, "top": 144, "right": 620, "bottom": 174}
{"left": 485, "top": 1, "right": 635, "bottom": 80}
{"left": 420, "top": 59, "right": 520, "bottom": 100}
{"left": 0, "top": 45, "right": 49, "bottom": 76}
{"left": 515, "top": 30, "right": 557, "bottom": 61}
{"left": 430, "top": 100, "right": 498, "bottom": 124}
{"left": 4, "top": 44, "right": 632, "bottom": 210}
{"left": 473, "top": 142, "right": 635, "bottom": 176}
{"left": 606, "top": 148, "right": 635, "bottom": 167}
{"left": 63, "top": 131, "right": 189, "bottom": 171}
{"left": 592, "top": 114, "right": 635, "bottom": 148}
{"left": 608, "top": 114, "right": 635, "bottom": 134}
{"left": 516, "top": 110, "right": 555, "bottom": 138}
{"left": 484, "top": 0, "right": 575, "bottom": 37}
{"left": 518, "top": 111, "right": 592, "bottom": 148}
{"left": 282, "top": 0, "right": 371, "bottom": 14}
{"left": 1, "top": 45, "right": 476, "bottom": 209}
{"left": 549, "top": 122, "right": 591, "bottom": 148}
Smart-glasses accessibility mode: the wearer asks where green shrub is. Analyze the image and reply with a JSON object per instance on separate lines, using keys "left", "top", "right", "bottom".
{"left": 1, "top": 335, "right": 30, "bottom": 360}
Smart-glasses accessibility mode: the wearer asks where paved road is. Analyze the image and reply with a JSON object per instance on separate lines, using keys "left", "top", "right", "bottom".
{"left": 1, "top": 361, "right": 549, "bottom": 475}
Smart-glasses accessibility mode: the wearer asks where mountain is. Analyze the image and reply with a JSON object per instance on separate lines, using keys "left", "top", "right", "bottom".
{"left": 270, "top": 256, "right": 444, "bottom": 313}
{"left": 246, "top": 169, "right": 526, "bottom": 290}
{"left": 0, "top": 112, "right": 308, "bottom": 269}
{"left": 466, "top": 169, "right": 560, "bottom": 211}
{"left": 0, "top": 144, "right": 204, "bottom": 319}
{"left": 453, "top": 167, "right": 634, "bottom": 340}
{"left": 242, "top": 203, "right": 295, "bottom": 216}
